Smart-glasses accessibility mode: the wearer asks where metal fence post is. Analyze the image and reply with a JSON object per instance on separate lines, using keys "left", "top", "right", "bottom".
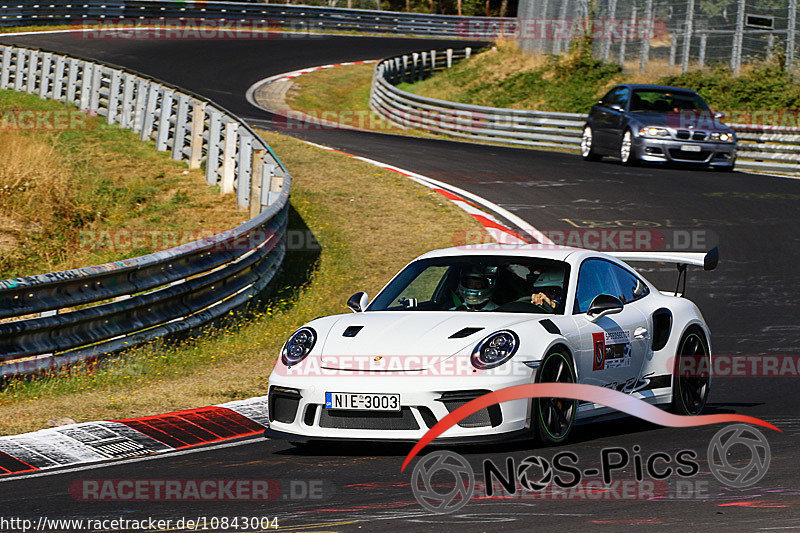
{"left": 221, "top": 121, "right": 238, "bottom": 194}
{"left": 639, "top": 0, "right": 653, "bottom": 72}
{"left": 262, "top": 163, "right": 276, "bottom": 208}
{"left": 430, "top": 50, "right": 436, "bottom": 75}
{"left": 401, "top": 55, "right": 408, "bottom": 82}
{"left": 236, "top": 132, "right": 253, "bottom": 211}
{"left": 465, "top": 47, "right": 472, "bottom": 58}
{"left": 1, "top": 47, "right": 11, "bottom": 89}
{"left": 206, "top": 110, "right": 222, "bottom": 185}
{"left": 89, "top": 65, "right": 102, "bottom": 113}
{"left": 38, "top": 52, "right": 52, "bottom": 99}
{"left": 14, "top": 48, "right": 25, "bottom": 92}
{"left": 26, "top": 50, "right": 38, "bottom": 94}
{"left": 602, "top": 0, "right": 617, "bottom": 61}
{"left": 250, "top": 148, "right": 266, "bottom": 218}
{"left": 155, "top": 88, "right": 174, "bottom": 152}
{"left": 411, "top": 53, "right": 418, "bottom": 82}
{"left": 669, "top": 33, "right": 677, "bottom": 66}
{"left": 189, "top": 101, "right": 207, "bottom": 169}
{"left": 620, "top": 6, "right": 636, "bottom": 65}
{"left": 107, "top": 70, "right": 122, "bottom": 124}
{"left": 732, "top": 0, "right": 745, "bottom": 73}
{"left": 79, "top": 62, "right": 93, "bottom": 110}
{"left": 132, "top": 78, "right": 148, "bottom": 134}
{"left": 53, "top": 55, "right": 65, "bottom": 101}
{"left": 681, "top": 0, "right": 694, "bottom": 73}
{"left": 788, "top": 0, "right": 797, "bottom": 72}
{"left": 698, "top": 32, "right": 707, "bottom": 69}
{"left": 141, "top": 82, "right": 159, "bottom": 140}
{"left": 66, "top": 58, "right": 78, "bottom": 104}
{"left": 171, "top": 93, "right": 189, "bottom": 161}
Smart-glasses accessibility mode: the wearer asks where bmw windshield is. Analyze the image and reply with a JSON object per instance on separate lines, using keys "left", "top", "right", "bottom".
{"left": 368, "top": 256, "right": 570, "bottom": 314}
{"left": 629, "top": 89, "right": 710, "bottom": 113}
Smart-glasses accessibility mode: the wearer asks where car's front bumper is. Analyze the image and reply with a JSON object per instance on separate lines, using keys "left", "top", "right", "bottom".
{"left": 634, "top": 137, "right": 736, "bottom": 166}
{"left": 265, "top": 368, "right": 535, "bottom": 442}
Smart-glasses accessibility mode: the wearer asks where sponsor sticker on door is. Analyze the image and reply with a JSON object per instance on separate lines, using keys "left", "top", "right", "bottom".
{"left": 593, "top": 330, "right": 632, "bottom": 371}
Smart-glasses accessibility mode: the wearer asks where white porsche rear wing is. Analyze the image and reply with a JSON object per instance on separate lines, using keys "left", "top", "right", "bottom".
{"left": 608, "top": 247, "right": 718, "bottom": 297}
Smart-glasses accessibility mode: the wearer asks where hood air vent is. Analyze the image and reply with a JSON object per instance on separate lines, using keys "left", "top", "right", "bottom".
{"left": 343, "top": 326, "right": 364, "bottom": 337}
{"left": 449, "top": 327, "right": 484, "bottom": 339}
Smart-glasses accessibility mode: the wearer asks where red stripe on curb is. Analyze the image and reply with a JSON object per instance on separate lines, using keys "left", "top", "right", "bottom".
{"left": 114, "top": 406, "right": 265, "bottom": 450}
{"left": 471, "top": 214, "right": 533, "bottom": 243}
{"left": 0, "top": 450, "right": 38, "bottom": 475}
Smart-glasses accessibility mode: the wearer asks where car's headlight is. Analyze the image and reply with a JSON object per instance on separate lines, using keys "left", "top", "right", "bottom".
{"left": 281, "top": 327, "right": 317, "bottom": 366}
{"left": 711, "top": 132, "right": 734, "bottom": 142}
{"left": 471, "top": 330, "right": 520, "bottom": 369}
{"left": 640, "top": 127, "right": 670, "bottom": 137}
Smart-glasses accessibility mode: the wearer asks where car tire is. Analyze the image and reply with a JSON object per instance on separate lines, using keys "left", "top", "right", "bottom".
{"left": 581, "top": 126, "right": 602, "bottom": 161}
{"left": 620, "top": 129, "right": 639, "bottom": 166}
{"left": 534, "top": 349, "right": 577, "bottom": 445}
{"left": 671, "top": 328, "right": 710, "bottom": 416}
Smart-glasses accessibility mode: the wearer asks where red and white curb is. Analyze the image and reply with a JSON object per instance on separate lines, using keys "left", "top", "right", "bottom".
{"left": 268, "top": 60, "right": 378, "bottom": 82}
{"left": 0, "top": 397, "right": 268, "bottom": 477}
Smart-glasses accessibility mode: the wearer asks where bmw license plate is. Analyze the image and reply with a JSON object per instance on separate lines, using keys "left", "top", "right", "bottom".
{"left": 325, "top": 392, "right": 400, "bottom": 411}
{"left": 680, "top": 144, "right": 702, "bottom": 152}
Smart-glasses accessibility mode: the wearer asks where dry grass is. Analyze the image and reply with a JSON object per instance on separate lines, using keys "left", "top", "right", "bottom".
{"left": 0, "top": 130, "right": 488, "bottom": 435}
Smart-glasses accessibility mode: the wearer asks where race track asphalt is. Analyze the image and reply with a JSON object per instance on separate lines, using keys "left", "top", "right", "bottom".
{"left": 2, "top": 32, "right": 800, "bottom": 532}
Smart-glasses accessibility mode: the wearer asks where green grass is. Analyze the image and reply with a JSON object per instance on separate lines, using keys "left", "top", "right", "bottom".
{"left": 0, "top": 130, "right": 488, "bottom": 435}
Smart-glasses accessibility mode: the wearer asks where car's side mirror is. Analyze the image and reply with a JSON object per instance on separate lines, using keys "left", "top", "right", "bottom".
{"left": 610, "top": 104, "right": 624, "bottom": 113}
{"left": 347, "top": 291, "right": 369, "bottom": 313}
{"left": 714, "top": 111, "right": 725, "bottom": 119}
{"left": 586, "top": 294, "right": 624, "bottom": 322}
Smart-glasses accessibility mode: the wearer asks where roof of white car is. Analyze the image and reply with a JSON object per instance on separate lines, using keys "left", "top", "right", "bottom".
{"left": 417, "top": 244, "right": 592, "bottom": 262}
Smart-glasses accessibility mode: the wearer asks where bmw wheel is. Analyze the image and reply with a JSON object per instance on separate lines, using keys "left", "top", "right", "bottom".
{"left": 620, "top": 129, "right": 638, "bottom": 166}
{"left": 534, "top": 350, "right": 577, "bottom": 444}
{"left": 671, "top": 329, "right": 710, "bottom": 416}
{"left": 581, "top": 126, "right": 602, "bottom": 161}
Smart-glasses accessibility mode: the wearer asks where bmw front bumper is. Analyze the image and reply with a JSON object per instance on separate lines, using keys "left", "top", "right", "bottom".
{"left": 634, "top": 137, "right": 736, "bottom": 166}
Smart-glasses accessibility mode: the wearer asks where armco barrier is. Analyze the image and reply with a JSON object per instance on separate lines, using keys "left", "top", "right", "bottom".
{"left": 0, "top": 44, "right": 291, "bottom": 377}
{"left": 0, "top": 0, "right": 515, "bottom": 39}
{"left": 370, "top": 47, "right": 800, "bottom": 174}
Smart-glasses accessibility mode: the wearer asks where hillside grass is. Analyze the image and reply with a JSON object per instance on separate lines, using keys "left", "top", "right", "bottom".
{"left": 0, "top": 130, "right": 488, "bottom": 435}
{"left": 0, "top": 89, "right": 244, "bottom": 281}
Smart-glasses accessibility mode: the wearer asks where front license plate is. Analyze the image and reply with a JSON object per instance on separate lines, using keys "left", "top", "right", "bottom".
{"left": 325, "top": 392, "right": 400, "bottom": 411}
{"left": 680, "top": 144, "right": 702, "bottom": 152}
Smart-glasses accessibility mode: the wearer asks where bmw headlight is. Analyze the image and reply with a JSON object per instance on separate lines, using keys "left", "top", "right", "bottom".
{"left": 711, "top": 132, "right": 734, "bottom": 142}
{"left": 471, "top": 330, "right": 520, "bottom": 369}
{"left": 281, "top": 327, "right": 317, "bottom": 366}
{"left": 640, "top": 127, "right": 670, "bottom": 137}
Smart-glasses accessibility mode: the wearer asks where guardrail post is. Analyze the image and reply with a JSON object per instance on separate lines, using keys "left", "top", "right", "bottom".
{"left": 53, "top": 55, "right": 65, "bottom": 101}
{"left": 262, "top": 162, "right": 277, "bottom": 207}
{"left": 401, "top": 55, "right": 408, "bottom": 83}
{"left": 266, "top": 164, "right": 283, "bottom": 206}
{"left": 155, "top": 88, "right": 174, "bottom": 151}
{"left": 420, "top": 51, "right": 427, "bottom": 79}
{"left": 79, "top": 62, "right": 93, "bottom": 110}
{"left": 14, "top": 49, "right": 26, "bottom": 91}
{"left": 189, "top": 101, "right": 207, "bottom": 169}
{"left": 430, "top": 50, "right": 436, "bottom": 75}
{"left": 171, "top": 93, "right": 189, "bottom": 161}
{"left": 411, "top": 53, "right": 418, "bottom": 82}
{"left": 465, "top": 47, "right": 471, "bottom": 59}
{"left": 26, "top": 50, "right": 38, "bottom": 94}
{"left": 237, "top": 131, "right": 253, "bottom": 211}
{"left": 120, "top": 75, "right": 135, "bottom": 128}
{"left": 206, "top": 110, "right": 223, "bottom": 185}
{"left": 446, "top": 48, "right": 453, "bottom": 68}
{"left": 89, "top": 65, "right": 102, "bottom": 114}
{"left": 66, "top": 58, "right": 78, "bottom": 105}
{"left": 141, "top": 83, "right": 159, "bottom": 140}
{"left": 221, "top": 121, "right": 238, "bottom": 194}
{"left": 38, "top": 52, "right": 52, "bottom": 99}
{"left": 249, "top": 148, "right": 265, "bottom": 218}
{"left": 132, "top": 78, "right": 149, "bottom": 134}
{"left": 107, "top": 70, "right": 122, "bottom": 125}
{"left": 0, "top": 47, "right": 11, "bottom": 89}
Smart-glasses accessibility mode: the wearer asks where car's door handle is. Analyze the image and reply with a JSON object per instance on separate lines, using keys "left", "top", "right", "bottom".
{"left": 634, "top": 327, "right": 649, "bottom": 339}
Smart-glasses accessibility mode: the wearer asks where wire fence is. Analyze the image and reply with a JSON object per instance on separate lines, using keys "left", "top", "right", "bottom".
{"left": 513, "top": 0, "right": 799, "bottom": 72}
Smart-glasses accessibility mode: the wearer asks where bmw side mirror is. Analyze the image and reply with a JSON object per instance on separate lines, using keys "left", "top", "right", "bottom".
{"left": 610, "top": 104, "right": 624, "bottom": 113}
{"left": 714, "top": 111, "right": 725, "bottom": 119}
{"left": 586, "top": 294, "right": 624, "bottom": 322}
{"left": 347, "top": 292, "right": 369, "bottom": 313}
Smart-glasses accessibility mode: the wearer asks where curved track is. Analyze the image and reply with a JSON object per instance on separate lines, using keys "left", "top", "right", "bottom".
{"left": 3, "top": 32, "right": 800, "bottom": 531}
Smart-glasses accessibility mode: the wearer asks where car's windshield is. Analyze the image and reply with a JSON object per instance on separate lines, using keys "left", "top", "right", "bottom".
{"left": 629, "top": 89, "right": 710, "bottom": 113}
{"left": 368, "top": 255, "right": 570, "bottom": 314}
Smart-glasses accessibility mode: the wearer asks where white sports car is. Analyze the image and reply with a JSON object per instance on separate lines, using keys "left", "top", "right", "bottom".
{"left": 265, "top": 244, "right": 717, "bottom": 445}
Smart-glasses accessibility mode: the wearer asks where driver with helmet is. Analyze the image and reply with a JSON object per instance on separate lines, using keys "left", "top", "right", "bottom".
{"left": 454, "top": 267, "right": 498, "bottom": 311}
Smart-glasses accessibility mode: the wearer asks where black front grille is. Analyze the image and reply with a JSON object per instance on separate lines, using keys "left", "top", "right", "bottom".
{"left": 692, "top": 131, "right": 708, "bottom": 141}
{"left": 439, "top": 390, "right": 502, "bottom": 428}
{"left": 269, "top": 387, "right": 301, "bottom": 424}
{"left": 668, "top": 149, "right": 711, "bottom": 161}
{"left": 319, "top": 407, "right": 419, "bottom": 430}
{"left": 676, "top": 130, "right": 691, "bottom": 140}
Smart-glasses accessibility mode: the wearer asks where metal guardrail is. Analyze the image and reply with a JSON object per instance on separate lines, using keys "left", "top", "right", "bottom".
{"left": 0, "top": 0, "right": 514, "bottom": 39}
{"left": 0, "top": 44, "right": 291, "bottom": 377}
{"left": 370, "top": 47, "right": 800, "bottom": 174}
